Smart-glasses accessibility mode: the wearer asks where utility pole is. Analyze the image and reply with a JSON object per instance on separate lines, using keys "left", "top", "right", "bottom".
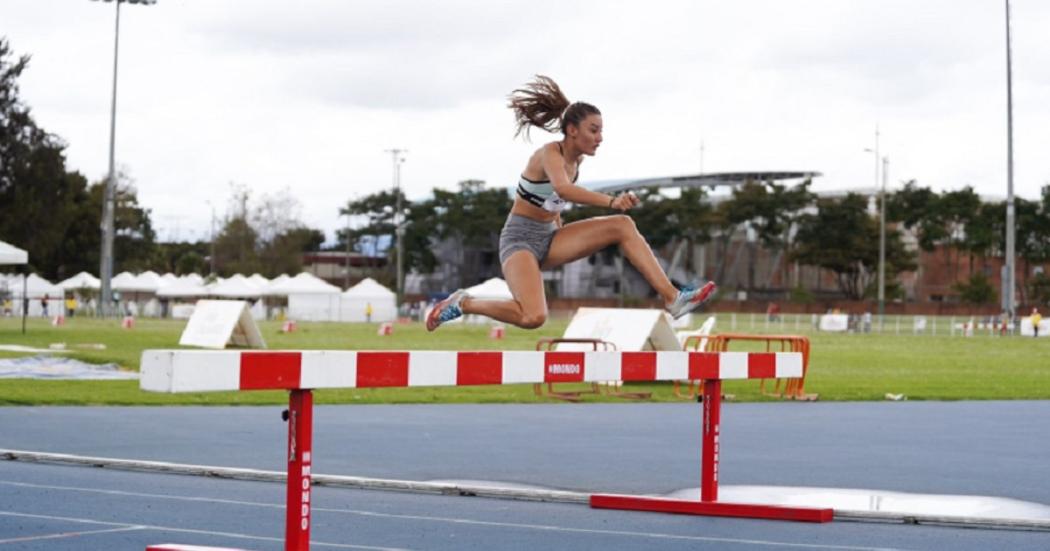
{"left": 385, "top": 149, "right": 407, "bottom": 304}
{"left": 343, "top": 213, "right": 351, "bottom": 290}
{"left": 92, "top": 0, "right": 158, "bottom": 316}
{"left": 1004, "top": 0, "right": 1017, "bottom": 321}
{"left": 879, "top": 156, "right": 888, "bottom": 324}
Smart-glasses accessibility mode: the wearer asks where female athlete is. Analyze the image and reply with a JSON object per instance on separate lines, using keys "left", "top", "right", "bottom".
{"left": 428, "top": 75, "right": 715, "bottom": 331}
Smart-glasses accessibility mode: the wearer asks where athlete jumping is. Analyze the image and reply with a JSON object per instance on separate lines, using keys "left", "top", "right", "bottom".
{"left": 428, "top": 75, "right": 715, "bottom": 331}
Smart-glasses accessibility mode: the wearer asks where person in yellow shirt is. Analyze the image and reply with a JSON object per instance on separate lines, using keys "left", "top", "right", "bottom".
{"left": 1031, "top": 308, "right": 1042, "bottom": 338}
{"left": 66, "top": 296, "right": 77, "bottom": 318}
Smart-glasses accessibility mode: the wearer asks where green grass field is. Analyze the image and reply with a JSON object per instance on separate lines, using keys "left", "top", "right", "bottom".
{"left": 1, "top": 316, "right": 1047, "bottom": 405}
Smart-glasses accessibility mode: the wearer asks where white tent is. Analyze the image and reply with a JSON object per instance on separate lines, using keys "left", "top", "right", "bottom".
{"left": 247, "top": 273, "right": 270, "bottom": 288}
{"left": 58, "top": 271, "right": 101, "bottom": 291}
{"left": 9, "top": 274, "right": 64, "bottom": 317}
{"left": 270, "top": 272, "right": 341, "bottom": 321}
{"left": 341, "top": 277, "right": 396, "bottom": 322}
{"left": 0, "top": 241, "right": 28, "bottom": 265}
{"left": 210, "top": 274, "right": 263, "bottom": 299}
{"left": 110, "top": 271, "right": 140, "bottom": 292}
{"left": 156, "top": 277, "right": 209, "bottom": 298}
{"left": 134, "top": 271, "right": 164, "bottom": 293}
{"left": 456, "top": 278, "right": 514, "bottom": 324}
{"left": 464, "top": 277, "right": 514, "bottom": 300}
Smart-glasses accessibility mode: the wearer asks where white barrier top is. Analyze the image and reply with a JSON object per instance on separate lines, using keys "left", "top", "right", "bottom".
{"left": 140, "top": 350, "right": 803, "bottom": 393}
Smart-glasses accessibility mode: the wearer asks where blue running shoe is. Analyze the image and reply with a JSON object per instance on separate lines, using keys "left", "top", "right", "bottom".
{"left": 426, "top": 289, "right": 469, "bottom": 332}
{"left": 667, "top": 281, "right": 717, "bottom": 320}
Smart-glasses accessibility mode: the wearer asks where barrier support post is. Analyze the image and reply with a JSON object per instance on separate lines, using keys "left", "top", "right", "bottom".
{"left": 701, "top": 379, "right": 720, "bottom": 502}
{"left": 590, "top": 376, "right": 832, "bottom": 523}
{"left": 285, "top": 389, "right": 313, "bottom": 551}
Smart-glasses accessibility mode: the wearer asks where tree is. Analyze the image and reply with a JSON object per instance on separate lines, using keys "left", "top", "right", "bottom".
{"left": 886, "top": 181, "right": 945, "bottom": 251}
{"left": 0, "top": 38, "right": 82, "bottom": 278}
{"left": 0, "top": 39, "right": 158, "bottom": 280}
{"left": 953, "top": 273, "right": 997, "bottom": 305}
{"left": 793, "top": 193, "right": 915, "bottom": 300}
{"left": 259, "top": 227, "right": 325, "bottom": 277}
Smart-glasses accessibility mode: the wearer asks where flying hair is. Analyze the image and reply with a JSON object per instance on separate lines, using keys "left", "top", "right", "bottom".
{"left": 507, "top": 75, "right": 600, "bottom": 141}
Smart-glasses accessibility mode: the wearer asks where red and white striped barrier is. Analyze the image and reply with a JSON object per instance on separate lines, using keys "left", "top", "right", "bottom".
{"left": 139, "top": 348, "right": 826, "bottom": 551}
{"left": 140, "top": 349, "right": 803, "bottom": 393}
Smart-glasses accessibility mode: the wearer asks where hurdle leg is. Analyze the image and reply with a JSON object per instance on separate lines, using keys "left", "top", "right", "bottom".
{"left": 285, "top": 389, "right": 313, "bottom": 551}
{"left": 590, "top": 377, "right": 833, "bottom": 523}
{"left": 700, "top": 379, "right": 721, "bottom": 502}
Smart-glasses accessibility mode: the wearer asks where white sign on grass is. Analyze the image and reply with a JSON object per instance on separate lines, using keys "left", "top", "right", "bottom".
{"left": 179, "top": 300, "right": 267, "bottom": 349}
{"left": 557, "top": 308, "right": 681, "bottom": 351}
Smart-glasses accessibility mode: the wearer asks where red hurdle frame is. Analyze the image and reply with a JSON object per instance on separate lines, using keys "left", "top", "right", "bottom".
{"left": 590, "top": 378, "right": 832, "bottom": 522}
{"left": 142, "top": 348, "right": 829, "bottom": 551}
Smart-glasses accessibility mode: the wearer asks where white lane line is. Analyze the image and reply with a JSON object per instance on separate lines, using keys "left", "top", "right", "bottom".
{"left": 0, "top": 525, "right": 145, "bottom": 544}
{"left": 0, "top": 480, "right": 910, "bottom": 551}
{"left": 0, "top": 511, "right": 407, "bottom": 551}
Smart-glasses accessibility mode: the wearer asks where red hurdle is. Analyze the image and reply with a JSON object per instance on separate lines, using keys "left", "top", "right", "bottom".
{"left": 140, "top": 349, "right": 829, "bottom": 551}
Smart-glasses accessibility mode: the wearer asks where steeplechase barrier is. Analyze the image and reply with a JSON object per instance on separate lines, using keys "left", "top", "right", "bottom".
{"left": 140, "top": 348, "right": 832, "bottom": 551}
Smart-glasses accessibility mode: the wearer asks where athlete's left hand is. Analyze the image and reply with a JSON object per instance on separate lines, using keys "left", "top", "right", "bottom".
{"left": 611, "top": 191, "right": 640, "bottom": 211}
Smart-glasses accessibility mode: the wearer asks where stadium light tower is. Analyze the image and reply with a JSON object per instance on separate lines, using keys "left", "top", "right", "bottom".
{"left": 91, "top": 0, "right": 157, "bottom": 316}
{"left": 1004, "top": 0, "right": 1017, "bottom": 321}
{"left": 386, "top": 149, "right": 407, "bottom": 304}
{"left": 864, "top": 124, "right": 886, "bottom": 325}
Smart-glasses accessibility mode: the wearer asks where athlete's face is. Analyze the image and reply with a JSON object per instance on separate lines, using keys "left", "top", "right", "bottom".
{"left": 569, "top": 114, "right": 603, "bottom": 156}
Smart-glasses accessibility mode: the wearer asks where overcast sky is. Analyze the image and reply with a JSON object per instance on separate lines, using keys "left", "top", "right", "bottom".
{"left": 6, "top": 0, "right": 1049, "bottom": 244}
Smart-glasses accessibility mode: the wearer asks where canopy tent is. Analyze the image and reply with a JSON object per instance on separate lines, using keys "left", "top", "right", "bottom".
{"left": 134, "top": 271, "right": 164, "bottom": 293}
{"left": 210, "top": 274, "right": 263, "bottom": 299}
{"left": 0, "top": 241, "right": 28, "bottom": 265}
{"left": 265, "top": 272, "right": 339, "bottom": 296}
{"left": 58, "top": 271, "right": 101, "bottom": 291}
{"left": 156, "top": 277, "right": 209, "bottom": 299}
{"left": 110, "top": 271, "right": 140, "bottom": 292}
{"left": 247, "top": 273, "right": 270, "bottom": 288}
{"left": 465, "top": 277, "right": 514, "bottom": 300}
{"left": 6, "top": 274, "right": 64, "bottom": 317}
{"left": 268, "top": 272, "right": 342, "bottom": 321}
{"left": 341, "top": 277, "right": 396, "bottom": 322}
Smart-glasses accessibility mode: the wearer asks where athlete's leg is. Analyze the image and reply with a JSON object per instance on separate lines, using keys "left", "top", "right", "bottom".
{"left": 461, "top": 250, "right": 548, "bottom": 329}
{"left": 541, "top": 215, "right": 679, "bottom": 304}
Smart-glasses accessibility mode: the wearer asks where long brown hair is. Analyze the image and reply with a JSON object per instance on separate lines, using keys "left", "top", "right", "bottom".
{"left": 508, "top": 75, "right": 600, "bottom": 140}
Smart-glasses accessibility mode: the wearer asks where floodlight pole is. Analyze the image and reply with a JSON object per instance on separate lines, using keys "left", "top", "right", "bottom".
{"left": 93, "top": 0, "right": 156, "bottom": 317}
{"left": 386, "top": 148, "right": 407, "bottom": 305}
{"left": 97, "top": 0, "right": 121, "bottom": 317}
{"left": 878, "top": 156, "right": 888, "bottom": 324}
{"left": 1004, "top": 0, "right": 1016, "bottom": 321}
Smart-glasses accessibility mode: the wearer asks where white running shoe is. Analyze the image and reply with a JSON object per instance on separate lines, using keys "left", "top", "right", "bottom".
{"left": 667, "top": 281, "right": 717, "bottom": 320}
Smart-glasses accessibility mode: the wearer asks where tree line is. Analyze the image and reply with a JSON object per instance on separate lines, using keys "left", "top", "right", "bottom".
{"left": 340, "top": 178, "right": 1050, "bottom": 305}
{"left": 4, "top": 37, "right": 1049, "bottom": 305}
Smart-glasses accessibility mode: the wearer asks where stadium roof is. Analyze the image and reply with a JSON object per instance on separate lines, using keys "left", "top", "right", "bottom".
{"left": 579, "top": 171, "right": 821, "bottom": 194}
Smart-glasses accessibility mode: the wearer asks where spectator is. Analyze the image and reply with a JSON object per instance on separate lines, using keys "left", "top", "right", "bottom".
{"left": 1031, "top": 307, "right": 1042, "bottom": 338}
{"left": 41, "top": 294, "right": 49, "bottom": 317}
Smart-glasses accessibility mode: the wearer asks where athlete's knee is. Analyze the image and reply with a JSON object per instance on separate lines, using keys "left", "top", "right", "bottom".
{"left": 519, "top": 310, "right": 547, "bottom": 329}
{"left": 612, "top": 214, "right": 639, "bottom": 238}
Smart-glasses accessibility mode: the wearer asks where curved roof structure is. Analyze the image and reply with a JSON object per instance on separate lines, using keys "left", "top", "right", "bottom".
{"left": 579, "top": 171, "right": 821, "bottom": 194}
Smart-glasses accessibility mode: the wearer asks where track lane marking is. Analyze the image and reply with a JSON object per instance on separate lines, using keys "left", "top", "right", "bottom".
{"left": 0, "top": 480, "right": 912, "bottom": 550}
{"left": 0, "top": 511, "right": 407, "bottom": 550}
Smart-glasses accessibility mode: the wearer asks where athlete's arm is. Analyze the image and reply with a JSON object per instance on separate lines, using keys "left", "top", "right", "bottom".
{"left": 542, "top": 145, "right": 639, "bottom": 211}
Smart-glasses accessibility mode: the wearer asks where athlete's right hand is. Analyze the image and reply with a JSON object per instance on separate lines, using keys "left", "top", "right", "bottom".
{"left": 611, "top": 191, "right": 640, "bottom": 211}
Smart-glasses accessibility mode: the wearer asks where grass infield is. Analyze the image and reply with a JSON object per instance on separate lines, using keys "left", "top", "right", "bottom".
{"left": 1, "top": 316, "right": 1048, "bottom": 405}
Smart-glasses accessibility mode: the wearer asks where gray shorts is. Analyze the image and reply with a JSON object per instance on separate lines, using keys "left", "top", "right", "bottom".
{"left": 498, "top": 214, "right": 558, "bottom": 265}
